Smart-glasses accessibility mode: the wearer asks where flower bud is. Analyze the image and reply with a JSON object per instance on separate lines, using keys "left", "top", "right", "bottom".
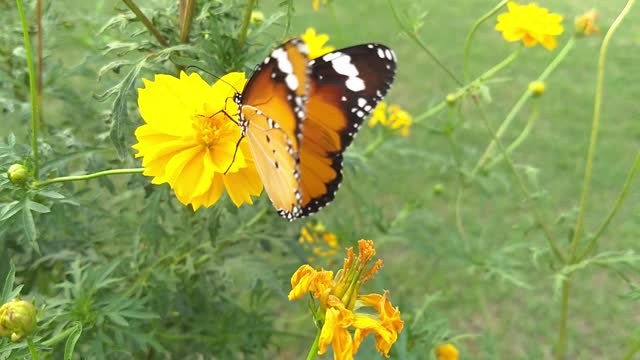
{"left": 7, "top": 164, "right": 29, "bottom": 185}
{"left": 528, "top": 80, "right": 546, "bottom": 97}
{"left": 435, "top": 343, "right": 459, "bottom": 360}
{"left": 250, "top": 11, "right": 265, "bottom": 26}
{"left": 575, "top": 10, "right": 600, "bottom": 36}
{"left": 0, "top": 299, "right": 37, "bottom": 342}
{"left": 432, "top": 183, "right": 445, "bottom": 195}
{"left": 445, "top": 93, "right": 457, "bottom": 106}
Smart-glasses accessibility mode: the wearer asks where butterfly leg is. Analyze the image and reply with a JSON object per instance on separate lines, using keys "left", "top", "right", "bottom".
{"left": 224, "top": 135, "right": 245, "bottom": 175}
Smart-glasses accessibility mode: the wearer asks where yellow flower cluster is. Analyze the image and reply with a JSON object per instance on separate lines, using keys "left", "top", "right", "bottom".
{"left": 289, "top": 240, "right": 403, "bottom": 360}
{"left": 495, "top": 2, "right": 563, "bottom": 50}
{"left": 132, "top": 72, "right": 263, "bottom": 210}
{"left": 299, "top": 221, "right": 340, "bottom": 266}
{"left": 369, "top": 102, "right": 412, "bottom": 137}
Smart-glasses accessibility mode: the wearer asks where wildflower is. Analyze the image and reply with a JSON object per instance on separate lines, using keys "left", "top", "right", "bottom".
{"left": 445, "top": 93, "right": 458, "bottom": 106}
{"left": 250, "top": 10, "right": 265, "bottom": 26}
{"left": 495, "top": 2, "right": 564, "bottom": 50}
{"left": 369, "top": 102, "right": 412, "bottom": 137}
{"left": 0, "top": 299, "right": 37, "bottom": 342}
{"left": 313, "top": 0, "right": 320, "bottom": 11}
{"left": 299, "top": 221, "right": 340, "bottom": 266}
{"left": 7, "top": 164, "right": 29, "bottom": 185}
{"left": 528, "top": 80, "right": 546, "bottom": 96}
{"left": 133, "top": 71, "right": 263, "bottom": 210}
{"left": 301, "top": 28, "right": 335, "bottom": 59}
{"left": 574, "top": 10, "right": 600, "bottom": 36}
{"left": 289, "top": 239, "right": 404, "bottom": 359}
{"left": 435, "top": 343, "right": 459, "bottom": 360}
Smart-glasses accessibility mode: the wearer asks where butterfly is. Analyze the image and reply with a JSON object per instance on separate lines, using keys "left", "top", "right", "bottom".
{"left": 234, "top": 38, "right": 396, "bottom": 221}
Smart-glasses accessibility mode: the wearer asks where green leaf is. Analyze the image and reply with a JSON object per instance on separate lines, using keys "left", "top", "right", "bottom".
{"left": 63, "top": 322, "right": 83, "bottom": 360}
{"left": 26, "top": 200, "right": 50, "bottom": 214}
{"left": 107, "top": 61, "right": 146, "bottom": 160}
{"left": 21, "top": 201, "right": 39, "bottom": 252}
{"left": 1, "top": 262, "right": 15, "bottom": 302}
{"left": 37, "top": 190, "right": 65, "bottom": 199}
{"left": 0, "top": 201, "right": 21, "bottom": 221}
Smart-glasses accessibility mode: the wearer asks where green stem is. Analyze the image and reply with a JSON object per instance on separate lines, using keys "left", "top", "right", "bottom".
{"left": 556, "top": 3, "right": 635, "bottom": 360}
{"left": 362, "top": 132, "right": 388, "bottom": 157}
{"left": 473, "top": 102, "right": 564, "bottom": 262}
{"left": 555, "top": 280, "right": 571, "bottom": 360}
{"left": 485, "top": 102, "right": 539, "bottom": 170}
{"left": 36, "top": 0, "right": 44, "bottom": 128}
{"left": 414, "top": 49, "right": 520, "bottom": 125}
{"left": 388, "top": 0, "right": 461, "bottom": 85}
{"left": 473, "top": 38, "right": 576, "bottom": 177}
{"left": 238, "top": 0, "right": 256, "bottom": 49}
{"left": 577, "top": 150, "right": 640, "bottom": 261}
{"left": 305, "top": 327, "right": 322, "bottom": 360}
{"left": 16, "top": 0, "right": 39, "bottom": 179}
{"left": 34, "top": 168, "right": 144, "bottom": 187}
{"left": 122, "top": 0, "right": 169, "bottom": 47}
{"left": 568, "top": 1, "right": 634, "bottom": 262}
{"left": 463, "top": 0, "right": 509, "bottom": 81}
{"left": 622, "top": 332, "right": 640, "bottom": 360}
{"left": 26, "top": 337, "right": 39, "bottom": 360}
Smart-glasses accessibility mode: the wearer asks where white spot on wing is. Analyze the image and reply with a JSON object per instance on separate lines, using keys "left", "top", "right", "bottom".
{"left": 346, "top": 77, "right": 365, "bottom": 92}
{"left": 357, "top": 98, "right": 367, "bottom": 107}
{"left": 322, "top": 52, "right": 342, "bottom": 62}
{"left": 285, "top": 73, "right": 299, "bottom": 90}
{"left": 385, "top": 49, "right": 393, "bottom": 60}
{"left": 331, "top": 55, "right": 359, "bottom": 77}
{"left": 377, "top": 48, "right": 385, "bottom": 59}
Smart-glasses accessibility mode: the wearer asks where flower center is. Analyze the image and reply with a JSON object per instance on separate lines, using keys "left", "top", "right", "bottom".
{"left": 192, "top": 113, "right": 226, "bottom": 146}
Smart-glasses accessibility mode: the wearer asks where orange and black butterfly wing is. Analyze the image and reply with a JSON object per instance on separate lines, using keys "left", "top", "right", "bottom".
{"left": 298, "top": 44, "right": 397, "bottom": 216}
{"left": 237, "top": 39, "right": 310, "bottom": 219}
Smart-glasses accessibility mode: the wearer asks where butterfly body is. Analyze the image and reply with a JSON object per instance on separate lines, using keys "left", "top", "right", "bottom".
{"left": 235, "top": 38, "right": 396, "bottom": 220}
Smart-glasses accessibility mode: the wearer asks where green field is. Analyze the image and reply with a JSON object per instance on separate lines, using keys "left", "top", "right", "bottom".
{"left": 1, "top": 0, "right": 639, "bottom": 359}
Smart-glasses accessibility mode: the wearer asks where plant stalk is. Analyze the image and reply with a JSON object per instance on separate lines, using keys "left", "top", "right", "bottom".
{"left": 238, "top": 0, "right": 256, "bottom": 49}
{"left": 16, "top": 0, "right": 40, "bottom": 179}
{"left": 34, "top": 168, "right": 144, "bottom": 187}
{"left": 179, "top": 0, "right": 196, "bottom": 43}
{"left": 463, "top": 0, "right": 508, "bottom": 81}
{"left": 122, "top": 0, "right": 169, "bottom": 47}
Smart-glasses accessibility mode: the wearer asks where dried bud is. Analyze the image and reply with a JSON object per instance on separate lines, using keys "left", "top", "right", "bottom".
{"left": 528, "top": 80, "right": 546, "bottom": 97}
{"left": 7, "top": 164, "right": 29, "bottom": 185}
{"left": 0, "top": 299, "right": 37, "bottom": 342}
{"left": 575, "top": 10, "right": 600, "bottom": 36}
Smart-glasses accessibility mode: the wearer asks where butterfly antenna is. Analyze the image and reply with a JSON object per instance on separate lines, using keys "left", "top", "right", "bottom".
{"left": 184, "top": 64, "right": 241, "bottom": 94}
{"left": 224, "top": 135, "right": 245, "bottom": 175}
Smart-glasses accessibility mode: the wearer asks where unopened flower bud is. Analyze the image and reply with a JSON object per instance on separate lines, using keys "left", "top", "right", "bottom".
{"left": 0, "top": 299, "right": 37, "bottom": 342}
{"left": 7, "top": 164, "right": 29, "bottom": 185}
{"left": 528, "top": 80, "right": 546, "bottom": 97}
{"left": 250, "top": 11, "right": 265, "bottom": 26}
{"left": 575, "top": 10, "right": 600, "bottom": 36}
{"left": 445, "top": 93, "right": 457, "bottom": 106}
{"left": 432, "top": 183, "right": 445, "bottom": 195}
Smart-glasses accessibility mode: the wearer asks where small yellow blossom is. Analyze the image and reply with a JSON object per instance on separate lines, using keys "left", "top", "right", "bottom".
{"left": 133, "top": 71, "right": 263, "bottom": 210}
{"left": 369, "top": 102, "right": 413, "bottom": 137}
{"left": 301, "top": 28, "right": 335, "bottom": 59}
{"left": 495, "top": 2, "right": 564, "bottom": 50}
{"left": 250, "top": 11, "right": 265, "bottom": 26}
{"left": 528, "top": 80, "right": 546, "bottom": 96}
{"left": 313, "top": 0, "right": 320, "bottom": 11}
{"left": 574, "top": 10, "right": 600, "bottom": 36}
{"left": 289, "top": 240, "right": 403, "bottom": 360}
{"left": 0, "top": 299, "right": 37, "bottom": 342}
{"left": 299, "top": 221, "right": 340, "bottom": 266}
{"left": 435, "top": 343, "right": 459, "bottom": 360}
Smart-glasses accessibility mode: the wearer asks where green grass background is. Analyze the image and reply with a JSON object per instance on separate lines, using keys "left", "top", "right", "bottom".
{"left": 2, "top": 0, "right": 640, "bottom": 358}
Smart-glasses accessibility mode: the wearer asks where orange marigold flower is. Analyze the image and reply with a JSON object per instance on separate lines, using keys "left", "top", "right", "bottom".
{"left": 435, "top": 343, "right": 459, "bottom": 360}
{"left": 495, "top": 2, "right": 564, "bottom": 50}
{"left": 289, "top": 240, "right": 403, "bottom": 360}
{"left": 133, "top": 72, "right": 263, "bottom": 210}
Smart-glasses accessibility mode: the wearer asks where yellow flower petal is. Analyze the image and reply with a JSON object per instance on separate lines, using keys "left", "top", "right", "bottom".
{"left": 495, "top": 2, "right": 563, "bottom": 51}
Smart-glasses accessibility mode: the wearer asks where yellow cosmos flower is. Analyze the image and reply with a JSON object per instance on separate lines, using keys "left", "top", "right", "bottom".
{"left": 301, "top": 28, "right": 335, "bottom": 59}
{"left": 299, "top": 221, "right": 340, "bottom": 265}
{"left": 574, "top": 10, "right": 600, "bottom": 36}
{"left": 289, "top": 240, "right": 403, "bottom": 360}
{"left": 435, "top": 343, "right": 459, "bottom": 360}
{"left": 495, "top": 2, "right": 563, "bottom": 50}
{"left": 133, "top": 71, "right": 263, "bottom": 210}
{"left": 369, "top": 102, "right": 413, "bottom": 137}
